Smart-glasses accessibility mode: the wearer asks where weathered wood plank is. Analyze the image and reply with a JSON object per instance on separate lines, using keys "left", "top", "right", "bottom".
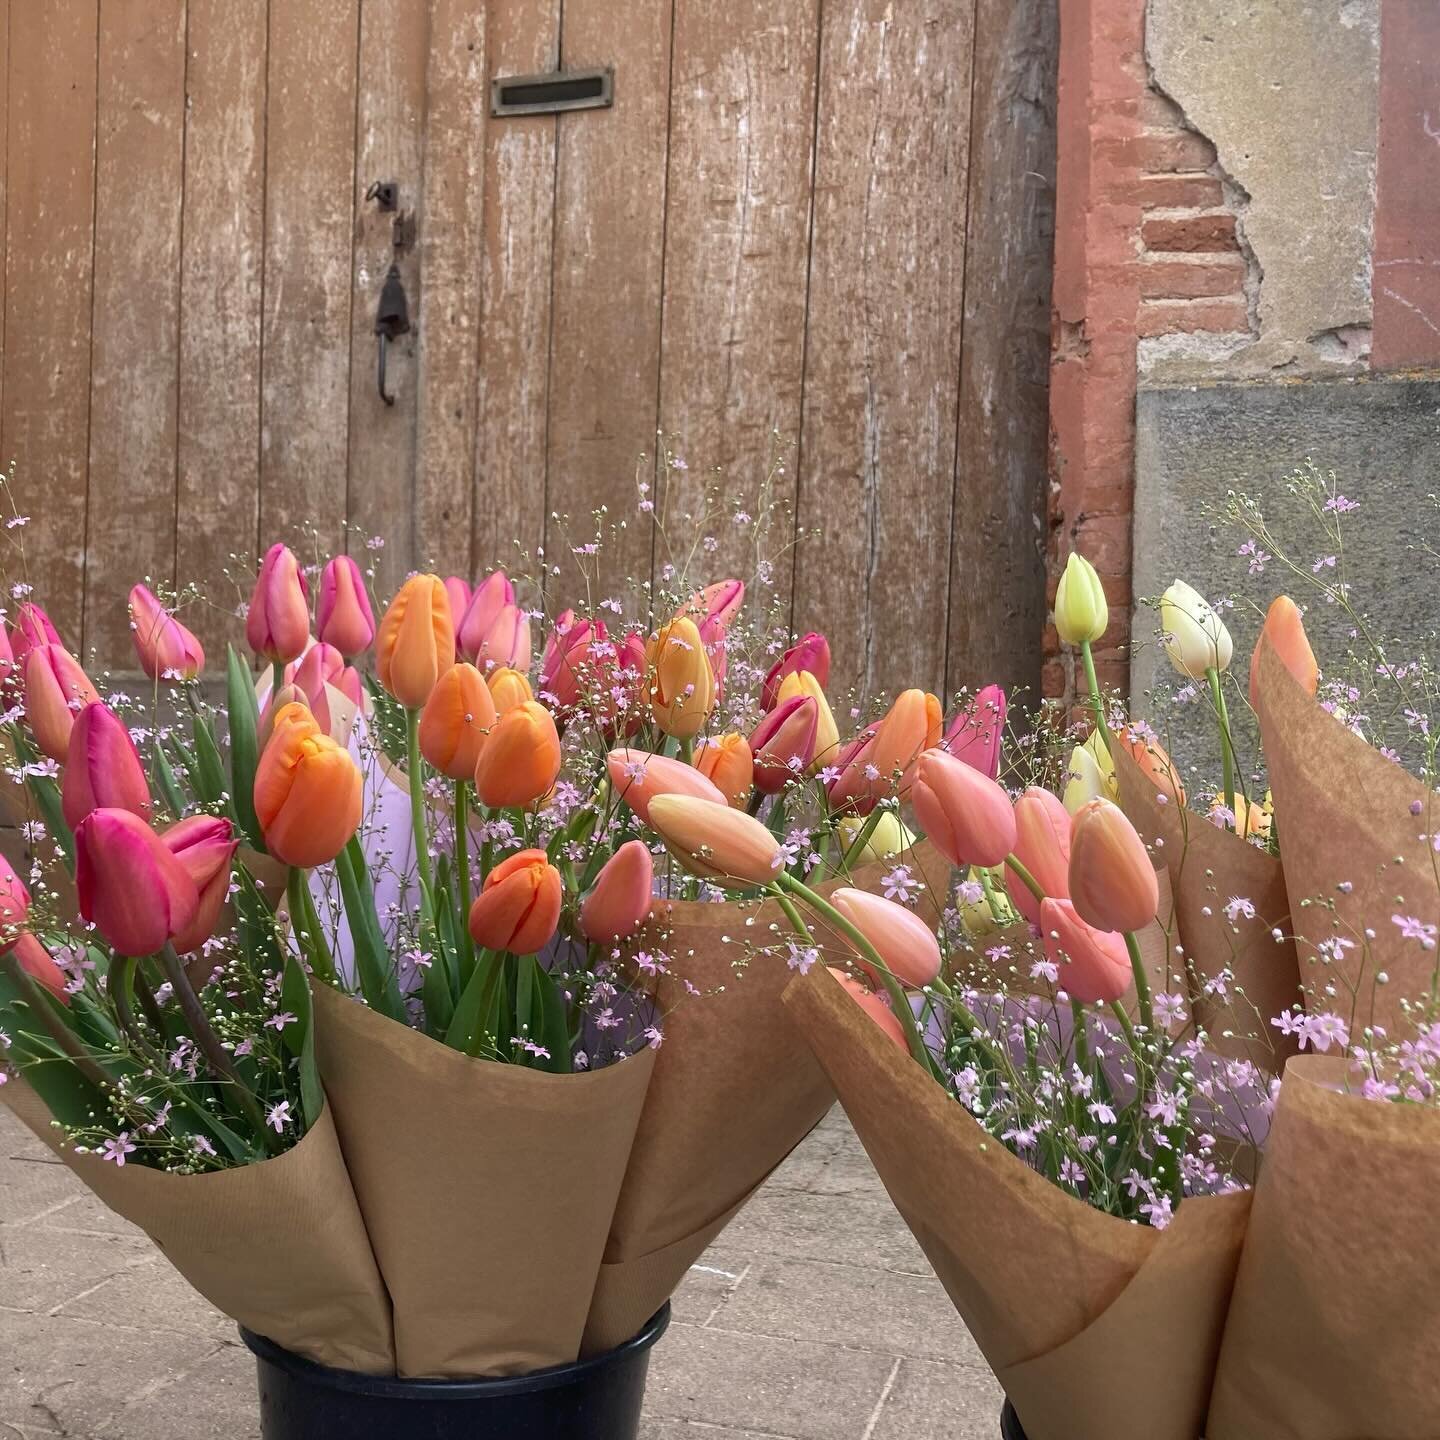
{"left": 0, "top": 2, "right": 9, "bottom": 473}
{"left": 472, "top": 0, "right": 559, "bottom": 583}
{"left": 2, "top": 0, "right": 99, "bottom": 648}
{"left": 414, "top": 0, "right": 487, "bottom": 581}
{"left": 654, "top": 0, "right": 819, "bottom": 600}
{"left": 946, "top": 0, "right": 1055, "bottom": 700}
{"left": 790, "top": 0, "right": 976, "bottom": 703}
{"left": 85, "top": 0, "right": 187, "bottom": 671}
{"left": 175, "top": 0, "right": 268, "bottom": 656}
{"left": 545, "top": 0, "right": 673, "bottom": 602}
{"left": 261, "top": 0, "right": 360, "bottom": 556}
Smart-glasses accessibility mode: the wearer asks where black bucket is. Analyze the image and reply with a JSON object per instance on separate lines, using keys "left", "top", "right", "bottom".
{"left": 1001, "top": 1398, "right": 1028, "bottom": 1440}
{"left": 241, "top": 1304, "right": 671, "bottom": 1440}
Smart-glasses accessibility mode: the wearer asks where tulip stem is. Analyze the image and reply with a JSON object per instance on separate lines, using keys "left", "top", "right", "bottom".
{"left": 1003, "top": 853, "right": 1046, "bottom": 903}
{"left": 841, "top": 808, "right": 886, "bottom": 870}
{"left": 455, "top": 781, "right": 474, "bottom": 976}
{"left": 404, "top": 708, "right": 433, "bottom": 896}
{"left": 678, "top": 737, "right": 694, "bottom": 767}
{"left": 1206, "top": 666, "right": 1237, "bottom": 829}
{"left": 1123, "top": 930, "right": 1154, "bottom": 1038}
{"left": 1080, "top": 641, "right": 1112, "bottom": 757}
{"left": 772, "top": 890, "right": 815, "bottom": 948}
{"left": 271, "top": 660, "right": 285, "bottom": 698}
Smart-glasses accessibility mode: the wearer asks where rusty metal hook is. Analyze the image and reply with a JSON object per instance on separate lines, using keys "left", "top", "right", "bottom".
{"left": 374, "top": 263, "right": 411, "bottom": 407}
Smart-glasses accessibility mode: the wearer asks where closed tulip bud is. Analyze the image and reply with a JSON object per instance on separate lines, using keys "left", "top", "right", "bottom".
{"left": 606, "top": 631, "right": 649, "bottom": 740}
{"left": 467, "top": 848, "right": 562, "bottom": 955}
{"left": 473, "top": 701, "right": 561, "bottom": 810}
{"left": 10, "top": 602, "right": 63, "bottom": 671}
{"left": 377, "top": 573, "right": 455, "bottom": 708}
{"left": 443, "top": 577, "right": 471, "bottom": 638}
{"left": 469, "top": 602, "right": 531, "bottom": 673}
{"left": 540, "top": 611, "right": 606, "bottom": 711}
{"left": 763, "top": 632, "right": 831, "bottom": 710}
{"left": 458, "top": 571, "right": 515, "bottom": 661}
{"left": 161, "top": 815, "right": 239, "bottom": 954}
{"left": 646, "top": 793, "right": 782, "bottom": 889}
{"left": 1211, "top": 791, "right": 1271, "bottom": 841}
{"left": 828, "top": 887, "right": 941, "bottom": 989}
{"left": 698, "top": 612, "right": 729, "bottom": 702}
{"left": 607, "top": 748, "right": 726, "bottom": 824}
{"left": 336, "top": 664, "right": 364, "bottom": 709}
{"left": 1159, "top": 579, "right": 1233, "bottom": 679}
{"left": 836, "top": 810, "right": 917, "bottom": 864}
{"left": 254, "top": 702, "right": 364, "bottom": 867}
{"left": 316, "top": 556, "right": 376, "bottom": 658}
{"left": 128, "top": 584, "right": 204, "bottom": 681}
{"left": 76, "top": 808, "right": 199, "bottom": 957}
{"left": 581, "top": 839, "right": 654, "bottom": 944}
{"left": 911, "top": 749, "right": 1016, "bottom": 870}
{"left": 258, "top": 682, "right": 310, "bottom": 748}
{"left": 291, "top": 642, "right": 345, "bottom": 735}
{"left": 62, "top": 703, "right": 152, "bottom": 830}
{"left": 693, "top": 733, "right": 753, "bottom": 808}
{"left": 750, "top": 694, "right": 819, "bottom": 794}
{"left": 649, "top": 617, "right": 716, "bottom": 739}
{"left": 1054, "top": 552, "right": 1108, "bottom": 647}
{"left": 1116, "top": 725, "right": 1186, "bottom": 807}
{"left": 829, "top": 689, "right": 942, "bottom": 813}
{"left": 0, "top": 852, "right": 31, "bottom": 944}
{"left": 941, "top": 684, "right": 1007, "bottom": 780}
{"left": 1040, "top": 898, "right": 1133, "bottom": 1006}
{"left": 1005, "top": 787, "right": 1072, "bottom": 928}
{"left": 419, "top": 663, "right": 496, "bottom": 780}
{"left": 24, "top": 644, "right": 99, "bottom": 762}
{"left": 13, "top": 932, "right": 66, "bottom": 1000}
{"left": 828, "top": 967, "right": 908, "bottom": 1052}
{"left": 488, "top": 666, "right": 534, "bottom": 714}
{"left": 1062, "top": 741, "right": 1111, "bottom": 815}
{"left": 679, "top": 579, "right": 745, "bottom": 631}
{"left": 776, "top": 671, "right": 840, "bottom": 770}
{"left": 1248, "top": 594, "right": 1318, "bottom": 706}
{"left": 1068, "top": 798, "right": 1159, "bottom": 934}
{"left": 0, "top": 625, "right": 13, "bottom": 687}
{"left": 247, "top": 543, "right": 310, "bottom": 663}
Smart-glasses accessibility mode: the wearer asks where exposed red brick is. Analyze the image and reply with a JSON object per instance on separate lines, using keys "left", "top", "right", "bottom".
{"left": 1134, "top": 130, "right": 1216, "bottom": 173}
{"left": 1138, "top": 89, "right": 1183, "bottom": 127}
{"left": 1042, "top": 622, "right": 1061, "bottom": 657}
{"left": 1141, "top": 214, "right": 1238, "bottom": 253}
{"left": 1137, "top": 255, "right": 1246, "bottom": 300}
{"left": 1041, "top": 660, "right": 1068, "bottom": 700}
{"left": 1072, "top": 513, "right": 1131, "bottom": 576}
{"left": 1092, "top": 656, "right": 1131, "bottom": 692}
{"left": 1134, "top": 173, "right": 1225, "bottom": 210}
{"left": 1137, "top": 298, "right": 1250, "bottom": 336}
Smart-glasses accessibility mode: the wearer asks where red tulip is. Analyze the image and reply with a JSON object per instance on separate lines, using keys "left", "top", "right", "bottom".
{"left": 13, "top": 933, "right": 66, "bottom": 1000}
{"left": 316, "top": 556, "right": 376, "bottom": 658}
{"left": 76, "top": 809, "right": 199, "bottom": 957}
{"left": 828, "top": 887, "right": 941, "bottom": 989}
{"left": 763, "top": 633, "right": 831, "bottom": 710}
{"left": 9, "top": 602, "right": 62, "bottom": 667}
{"left": 1068, "top": 799, "right": 1159, "bottom": 934}
{"left": 606, "top": 748, "right": 726, "bottom": 825}
{"left": 911, "top": 749, "right": 1016, "bottom": 869}
{"left": 942, "top": 684, "right": 1007, "bottom": 780}
{"left": 581, "top": 839, "right": 654, "bottom": 944}
{"left": 828, "top": 967, "right": 908, "bottom": 1052}
{"left": 128, "top": 584, "right": 204, "bottom": 681}
{"left": 458, "top": 571, "right": 515, "bottom": 662}
{"left": 24, "top": 645, "right": 99, "bottom": 762}
{"left": 1040, "top": 898, "right": 1134, "bottom": 1005}
{"left": 161, "top": 815, "right": 239, "bottom": 954}
{"left": 247, "top": 543, "right": 310, "bottom": 664}
{"left": 0, "top": 852, "right": 31, "bottom": 946}
{"left": 1249, "top": 595, "right": 1319, "bottom": 707}
{"left": 62, "top": 703, "right": 152, "bottom": 830}
{"left": 467, "top": 848, "right": 562, "bottom": 955}
{"left": 751, "top": 695, "right": 819, "bottom": 794}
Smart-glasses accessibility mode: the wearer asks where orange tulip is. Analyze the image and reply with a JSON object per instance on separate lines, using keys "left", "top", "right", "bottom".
{"left": 828, "top": 967, "right": 907, "bottom": 1052}
{"left": 829, "top": 689, "right": 942, "bottom": 813}
{"left": 581, "top": 839, "right": 654, "bottom": 944}
{"left": 645, "top": 793, "right": 781, "bottom": 889}
{"left": 1068, "top": 799, "right": 1159, "bottom": 935}
{"left": 246, "top": 543, "right": 310, "bottom": 664}
{"left": 24, "top": 644, "right": 99, "bottom": 762}
{"left": 1115, "top": 726, "right": 1186, "bottom": 807}
{"left": 419, "top": 663, "right": 496, "bottom": 781}
{"left": 254, "top": 702, "right": 363, "bottom": 867}
{"left": 648, "top": 617, "right": 715, "bottom": 739}
{"left": 468, "top": 848, "right": 562, "bottom": 955}
{"left": 911, "top": 749, "right": 1016, "bottom": 869}
{"left": 376, "top": 573, "right": 455, "bottom": 708}
{"left": 1249, "top": 594, "right": 1319, "bottom": 707}
{"left": 828, "top": 887, "right": 941, "bottom": 989}
{"left": 1040, "top": 898, "right": 1134, "bottom": 1006}
{"left": 128, "top": 583, "right": 204, "bottom": 681}
{"left": 693, "top": 733, "right": 754, "bottom": 808}
{"left": 488, "top": 666, "right": 534, "bottom": 715}
{"left": 606, "top": 748, "right": 726, "bottom": 824}
{"left": 1005, "top": 787, "right": 1071, "bottom": 928}
{"left": 473, "top": 701, "right": 561, "bottom": 810}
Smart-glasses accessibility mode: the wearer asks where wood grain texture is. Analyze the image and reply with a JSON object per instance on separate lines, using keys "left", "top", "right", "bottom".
{"left": 176, "top": 0, "right": 268, "bottom": 655}
{"left": 414, "top": 0, "right": 487, "bottom": 581}
{"left": 84, "top": 0, "right": 187, "bottom": 668}
{"left": 2, "top": 0, "right": 99, "bottom": 647}
{"left": 260, "top": 0, "right": 359, "bottom": 556}
{"left": 654, "top": 0, "right": 819, "bottom": 597}
{"left": 790, "top": 0, "right": 976, "bottom": 703}
{"left": 545, "top": 0, "right": 673, "bottom": 600}
{"left": 946, "top": 0, "right": 1055, "bottom": 700}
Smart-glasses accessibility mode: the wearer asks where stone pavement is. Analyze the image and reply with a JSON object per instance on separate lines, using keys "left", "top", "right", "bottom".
{"left": 0, "top": 1103, "right": 1003, "bottom": 1439}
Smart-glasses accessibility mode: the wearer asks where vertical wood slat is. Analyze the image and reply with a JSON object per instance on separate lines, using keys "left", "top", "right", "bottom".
{"left": 0, "top": 2, "right": 8, "bottom": 482}
{"left": 791, "top": 0, "right": 977, "bottom": 704}
{"left": 261, "top": 0, "right": 360, "bottom": 560}
{"left": 545, "top": 0, "right": 673, "bottom": 601}
{"left": 2, "top": 0, "right": 99, "bottom": 648}
{"left": 413, "top": 0, "right": 487, "bottom": 582}
{"left": 346, "top": 0, "right": 429, "bottom": 599}
{"left": 175, "top": 0, "right": 268, "bottom": 654}
{"left": 945, "top": 0, "right": 1055, "bottom": 700}
{"left": 654, "top": 0, "right": 819, "bottom": 602}
{"left": 84, "top": 0, "right": 187, "bottom": 668}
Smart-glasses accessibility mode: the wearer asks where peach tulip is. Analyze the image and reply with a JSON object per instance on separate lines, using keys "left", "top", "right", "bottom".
{"left": 775, "top": 670, "right": 840, "bottom": 770}
{"left": 750, "top": 695, "right": 819, "bottom": 794}
{"left": 468, "top": 848, "right": 562, "bottom": 955}
{"left": 488, "top": 666, "right": 534, "bottom": 714}
{"left": 0, "top": 852, "right": 31, "bottom": 943}
{"left": 763, "top": 633, "right": 830, "bottom": 710}
{"left": 13, "top": 932, "right": 65, "bottom": 1000}
{"left": 828, "top": 887, "right": 941, "bottom": 989}
{"left": 648, "top": 617, "right": 716, "bottom": 739}
{"left": 581, "top": 839, "right": 654, "bottom": 944}
{"left": 128, "top": 584, "right": 203, "bottom": 681}
{"left": 1068, "top": 799, "right": 1159, "bottom": 935}
{"left": 377, "top": 573, "right": 455, "bottom": 708}
{"left": 1249, "top": 594, "right": 1319, "bottom": 707}
{"left": 246, "top": 543, "right": 310, "bottom": 664}
{"left": 316, "top": 556, "right": 376, "bottom": 658}
{"left": 458, "top": 571, "right": 514, "bottom": 662}
{"left": 606, "top": 748, "right": 726, "bottom": 825}
{"left": 161, "top": 815, "right": 239, "bottom": 954}
{"left": 942, "top": 684, "right": 1007, "bottom": 780}
{"left": 693, "top": 733, "right": 754, "bottom": 808}
{"left": 24, "top": 644, "right": 99, "bottom": 762}
{"left": 254, "top": 702, "right": 363, "bottom": 867}
{"left": 646, "top": 793, "right": 781, "bottom": 889}
{"left": 1040, "top": 898, "right": 1134, "bottom": 1005}
{"left": 9, "top": 602, "right": 62, "bottom": 667}
{"left": 828, "top": 967, "right": 908, "bottom": 1052}
{"left": 679, "top": 579, "right": 745, "bottom": 632}
{"left": 473, "top": 701, "right": 561, "bottom": 810}
{"left": 911, "top": 749, "right": 1016, "bottom": 869}
{"left": 419, "top": 663, "right": 496, "bottom": 780}
{"left": 76, "top": 808, "right": 199, "bottom": 957}
{"left": 1116, "top": 725, "right": 1186, "bottom": 807}
{"left": 62, "top": 703, "right": 152, "bottom": 830}
{"left": 1005, "top": 787, "right": 1071, "bottom": 929}
{"left": 829, "top": 689, "right": 942, "bottom": 813}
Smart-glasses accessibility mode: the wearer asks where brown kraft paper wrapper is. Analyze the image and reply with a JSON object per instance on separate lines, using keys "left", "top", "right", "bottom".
{"left": 313, "top": 983, "right": 656, "bottom": 1377}
{"left": 1115, "top": 745, "right": 1301, "bottom": 1072}
{"left": 1207, "top": 1054, "right": 1440, "bottom": 1439}
{"left": 2, "top": 1078, "right": 395, "bottom": 1373}
{"left": 1255, "top": 639, "right": 1440, "bottom": 1042}
{"left": 783, "top": 965, "right": 1252, "bottom": 1440}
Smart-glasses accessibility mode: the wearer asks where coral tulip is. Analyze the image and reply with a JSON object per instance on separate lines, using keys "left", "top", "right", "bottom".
{"left": 911, "top": 749, "right": 1016, "bottom": 869}
{"left": 76, "top": 808, "right": 199, "bottom": 957}
{"left": 649, "top": 617, "right": 716, "bottom": 739}
{"left": 942, "top": 684, "right": 1007, "bottom": 780}
{"left": 24, "top": 644, "right": 99, "bottom": 762}
{"left": 581, "top": 839, "right": 654, "bottom": 944}
{"left": 763, "top": 633, "right": 831, "bottom": 710}
{"left": 457, "top": 571, "right": 515, "bottom": 662}
{"left": 775, "top": 671, "right": 840, "bottom": 770}
{"left": 246, "top": 543, "right": 310, "bottom": 664}
{"left": 1054, "top": 552, "right": 1108, "bottom": 647}
{"left": 1040, "top": 898, "right": 1134, "bottom": 1006}
{"left": 443, "top": 577, "right": 471, "bottom": 638}
{"left": 828, "top": 967, "right": 907, "bottom": 1052}
{"left": 1160, "top": 579, "right": 1233, "bottom": 679}
{"left": 13, "top": 933, "right": 65, "bottom": 1000}
{"left": 254, "top": 702, "right": 364, "bottom": 867}
{"left": 1249, "top": 595, "right": 1319, "bottom": 706}
{"left": 473, "top": 701, "right": 561, "bottom": 810}
{"left": 1116, "top": 725, "right": 1186, "bottom": 807}
{"left": 316, "top": 556, "right": 376, "bottom": 658}
{"left": 161, "top": 815, "right": 239, "bottom": 954}
{"left": 62, "top": 703, "right": 152, "bottom": 830}
{"left": 828, "top": 887, "right": 941, "bottom": 989}
{"left": 646, "top": 793, "right": 782, "bottom": 889}
{"left": 0, "top": 852, "right": 30, "bottom": 942}
{"left": 1211, "top": 791, "right": 1271, "bottom": 841}
{"left": 829, "top": 689, "right": 942, "bottom": 814}
{"left": 750, "top": 694, "right": 819, "bottom": 794}
{"left": 693, "top": 733, "right": 753, "bottom": 808}
{"left": 377, "top": 573, "right": 455, "bottom": 708}
{"left": 467, "top": 848, "right": 562, "bottom": 955}
{"left": 606, "top": 748, "right": 726, "bottom": 824}
{"left": 419, "top": 663, "right": 495, "bottom": 781}
{"left": 1068, "top": 799, "right": 1159, "bottom": 934}
{"left": 488, "top": 666, "right": 534, "bottom": 714}
{"left": 128, "top": 584, "right": 204, "bottom": 681}
{"left": 1005, "top": 787, "right": 1072, "bottom": 928}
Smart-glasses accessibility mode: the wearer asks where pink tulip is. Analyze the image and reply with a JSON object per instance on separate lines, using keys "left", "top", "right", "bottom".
{"left": 0, "top": 625, "right": 13, "bottom": 687}
{"left": 828, "top": 887, "right": 941, "bottom": 989}
{"left": 458, "top": 571, "right": 515, "bottom": 662}
{"left": 1005, "top": 787, "right": 1071, "bottom": 929}
{"left": 750, "top": 695, "right": 818, "bottom": 795}
{"left": 443, "top": 577, "right": 472, "bottom": 639}
{"left": 540, "top": 611, "right": 607, "bottom": 712}
{"left": 828, "top": 967, "right": 908, "bottom": 1052}
{"left": 62, "top": 703, "right": 152, "bottom": 830}
{"left": 316, "top": 556, "right": 376, "bottom": 658}
{"left": 942, "top": 684, "right": 1007, "bottom": 780}
{"left": 247, "top": 543, "right": 310, "bottom": 663}
{"left": 336, "top": 665, "right": 364, "bottom": 709}
{"left": 290, "top": 642, "right": 344, "bottom": 734}
{"left": 24, "top": 645, "right": 99, "bottom": 762}
{"left": 75, "top": 809, "right": 199, "bottom": 957}
{"left": 13, "top": 933, "right": 66, "bottom": 1000}
{"left": 161, "top": 815, "right": 239, "bottom": 954}
{"left": 581, "top": 839, "right": 655, "bottom": 944}
{"left": 606, "top": 748, "right": 726, "bottom": 825}
{"left": 911, "top": 748, "right": 1016, "bottom": 869}
{"left": 9, "top": 602, "right": 62, "bottom": 667}
{"left": 128, "top": 584, "right": 204, "bottom": 681}
{"left": 0, "top": 852, "right": 31, "bottom": 944}
{"left": 699, "top": 611, "right": 729, "bottom": 702}
{"left": 469, "top": 602, "right": 530, "bottom": 672}
{"left": 607, "top": 631, "right": 649, "bottom": 739}
{"left": 1068, "top": 799, "right": 1159, "bottom": 935}
{"left": 1040, "top": 898, "right": 1134, "bottom": 1005}
{"left": 763, "top": 633, "right": 831, "bottom": 710}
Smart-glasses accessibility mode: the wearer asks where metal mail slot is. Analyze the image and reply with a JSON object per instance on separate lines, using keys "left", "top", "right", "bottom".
{"left": 491, "top": 67, "right": 614, "bottom": 117}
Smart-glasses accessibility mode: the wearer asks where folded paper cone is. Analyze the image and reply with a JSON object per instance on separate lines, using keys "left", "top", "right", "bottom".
{"left": 314, "top": 984, "right": 655, "bottom": 1377}
{"left": 1207, "top": 1054, "right": 1440, "bottom": 1438}
{"left": 782, "top": 965, "right": 1251, "bottom": 1440}
{"left": 3, "top": 1078, "right": 394, "bottom": 1373}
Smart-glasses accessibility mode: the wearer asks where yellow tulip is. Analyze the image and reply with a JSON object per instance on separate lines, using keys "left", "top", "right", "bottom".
{"left": 1054, "top": 552, "right": 1108, "bottom": 647}
{"left": 648, "top": 617, "right": 716, "bottom": 739}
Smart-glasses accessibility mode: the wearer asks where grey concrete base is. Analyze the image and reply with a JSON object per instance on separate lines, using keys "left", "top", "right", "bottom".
{"left": 0, "top": 1104, "right": 1003, "bottom": 1439}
